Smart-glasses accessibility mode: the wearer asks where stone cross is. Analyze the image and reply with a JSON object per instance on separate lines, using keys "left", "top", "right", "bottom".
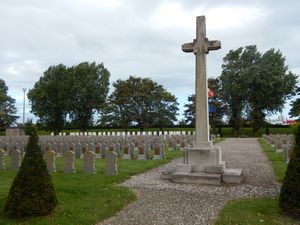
{"left": 182, "top": 16, "right": 221, "bottom": 148}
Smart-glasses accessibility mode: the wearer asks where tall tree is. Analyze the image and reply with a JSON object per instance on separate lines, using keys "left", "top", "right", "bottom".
{"left": 27, "top": 64, "right": 69, "bottom": 135}
{"left": 290, "top": 88, "right": 300, "bottom": 119}
{"left": 247, "top": 48, "right": 296, "bottom": 133}
{"left": 220, "top": 47, "right": 247, "bottom": 136}
{"left": 220, "top": 45, "right": 297, "bottom": 136}
{"left": 0, "top": 79, "right": 19, "bottom": 131}
{"left": 67, "top": 62, "right": 110, "bottom": 131}
{"left": 102, "top": 76, "right": 178, "bottom": 130}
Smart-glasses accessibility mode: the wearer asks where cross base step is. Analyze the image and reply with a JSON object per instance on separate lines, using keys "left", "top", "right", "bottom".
{"left": 171, "top": 172, "right": 222, "bottom": 185}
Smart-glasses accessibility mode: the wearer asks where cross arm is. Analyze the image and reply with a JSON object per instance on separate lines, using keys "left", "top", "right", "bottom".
{"left": 182, "top": 42, "right": 194, "bottom": 53}
{"left": 207, "top": 40, "right": 221, "bottom": 51}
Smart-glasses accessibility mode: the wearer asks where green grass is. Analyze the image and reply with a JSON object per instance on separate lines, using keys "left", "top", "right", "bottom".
{"left": 215, "top": 197, "right": 298, "bottom": 225}
{"left": 0, "top": 149, "right": 183, "bottom": 225}
{"left": 219, "top": 127, "right": 293, "bottom": 138}
{"left": 215, "top": 138, "right": 300, "bottom": 225}
{"left": 258, "top": 139, "right": 288, "bottom": 183}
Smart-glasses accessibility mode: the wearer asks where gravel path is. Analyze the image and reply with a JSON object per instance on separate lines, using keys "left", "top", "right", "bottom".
{"left": 99, "top": 138, "right": 280, "bottom": 225}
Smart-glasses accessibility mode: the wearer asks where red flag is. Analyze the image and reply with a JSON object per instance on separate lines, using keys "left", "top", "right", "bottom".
{"left": 208, "top": 88, "right": 214, "bottom": 98}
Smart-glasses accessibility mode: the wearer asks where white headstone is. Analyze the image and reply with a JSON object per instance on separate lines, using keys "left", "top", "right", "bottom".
{"left": 45, "top": 150, "right": 56, "bottom": 173}
{"left": 11, "top": 148, "right": 21, "bottom": 170}
{"left": 83, "top": 151, "right": 96, "bottom": 174}
{"left": 0, "top": 149, "right": 6, "bottom": 169}
{"left": 63, "top": 150, "right": 75, "bottom": 173}
{"left": 105, "top": 150, "right": 118, "bottom": 175}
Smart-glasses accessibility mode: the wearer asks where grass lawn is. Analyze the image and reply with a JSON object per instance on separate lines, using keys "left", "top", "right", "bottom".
{"left": 258, "top": 139, "right": 287, "bottom": 183}
{"left": 215, "top": 138, "right": 299, "bottom": 225}
{"left": 215, "top": 197, "right": 297, "bottom": 225}
{"left": 0, "top": 149, "right": 182, "bottom": 225}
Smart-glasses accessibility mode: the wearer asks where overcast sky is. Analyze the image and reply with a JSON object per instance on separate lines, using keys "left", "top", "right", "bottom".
{"left": 1, "top": 0, "right": 299, "bottom": 123}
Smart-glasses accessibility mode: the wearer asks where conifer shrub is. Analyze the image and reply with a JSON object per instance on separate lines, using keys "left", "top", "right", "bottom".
{"left": 3, "top": 125, "right": 57, "bottom": 218}
{"left": 265, "top": 126, "right": 270, "bottom": 135}
{"left": 218, "top": 126, "right": 223, "bottom": 137}
{"left": 279, "top": 124, "right": 300, "bottom": 219}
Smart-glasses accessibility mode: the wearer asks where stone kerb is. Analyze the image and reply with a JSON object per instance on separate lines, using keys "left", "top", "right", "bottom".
{"left": 45, "top": 150, "right": 56, "bottom": 173}
{"left": 83, "top": 151, "right": 96, "bottom": 174}
{"left": 63, "top": 150, "right": 76, "bottom": 173}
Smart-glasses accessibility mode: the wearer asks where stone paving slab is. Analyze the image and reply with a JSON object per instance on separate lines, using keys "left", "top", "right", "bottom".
{"left": 99, "top": 138, "right": 280, "bottom": 225}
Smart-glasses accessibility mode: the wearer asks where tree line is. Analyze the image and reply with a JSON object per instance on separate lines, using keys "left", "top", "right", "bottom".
{"left": 0, "top": 45, "right": 298, "bottom": 135}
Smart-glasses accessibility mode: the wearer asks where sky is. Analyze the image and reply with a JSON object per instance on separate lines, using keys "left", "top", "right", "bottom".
{"left": 1, "top": 0, "right": 299, "bottom": 124}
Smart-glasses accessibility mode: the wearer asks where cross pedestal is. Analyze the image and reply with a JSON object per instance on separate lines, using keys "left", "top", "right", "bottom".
{"left": 161, "top": 16, "right": 243, "bottom": 185}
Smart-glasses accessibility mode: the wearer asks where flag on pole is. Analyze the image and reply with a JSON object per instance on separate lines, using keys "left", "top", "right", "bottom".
{"left": 208, "top": 88, "right": 214, "bottom": 97}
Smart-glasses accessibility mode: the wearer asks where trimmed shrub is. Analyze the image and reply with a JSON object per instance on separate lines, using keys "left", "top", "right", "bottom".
{"left": 279, "top": 124, "right": 300, "bottom": 219}
{"left": 3, "top": 126, "right": 57, "bottom": 218}
{"left": 265, "top": 126, "right": 270, "bottom": 135}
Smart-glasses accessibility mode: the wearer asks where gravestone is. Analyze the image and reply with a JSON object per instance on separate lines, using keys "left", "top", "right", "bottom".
{"left": 138, "top": 144, "right": 146, "bottom": 160}
{"left": 0, "top": 149, "right": 6, "bottom": 169}
{"left": 164, "top": 15, "right": 242, "bottom": 185}
{"left": 123, "top": 144, "right": 131, "bottom": 159}
{"left": 101, "top": 143, "right": 107, "bottom": 158}
{"left": 45, "top": 150, "right": 56, "bottom": 173}
{"left": 83, "top": 151, "right": 96, "bottom": 174}
{"left": 153, "top": 144, "right": 165, "bottom": 160}
{"left": 63, "top": 150, "right": 75, "bottom": 173}
{"left": 75, "top": 142, "right": 82, "bottom": 158}
{"left": 105, "top": 150, "right": 118, "bottom": 175}
{"left": 11, "top": 148, "right": 21, "bottom": 170}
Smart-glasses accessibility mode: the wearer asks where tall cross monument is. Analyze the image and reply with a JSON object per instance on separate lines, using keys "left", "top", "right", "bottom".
{"left": 182, "top": 16, "right": 221, "bottom": 148}
{"left": 161, "top": 16, "right": 243, "bottom": 185}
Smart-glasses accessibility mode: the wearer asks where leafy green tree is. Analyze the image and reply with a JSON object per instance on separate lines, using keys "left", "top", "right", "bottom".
{"left": 220, "top": 45, "right": 297, "bottom": 136}
{"left": 0, "top": 79, "right": 18, "bottom": 131}
{"left": 67, "top": 62, "right": 110, "bottom": 131}
{"left": 27, "top": 64, "right": 69, "bottom": 135}
{"left": 4, "top": 125, "right": 57, "bottom": 218}
{"left": 279, "top": 124, "right": 300, "bottom": 219}
{"left": 220, "top": 47, "right": 248, "bottom": 136}
{"left": 184, "top": 94, "right": 195, "bottom": 126}
{"left": 247, "top": 47, "right": 297, "bottom": 134}
{"left": 102, "top": 76, "right": 178, "bottom": 131}
{"left": 289, "top": 88, "right": 300, "bottom": 119}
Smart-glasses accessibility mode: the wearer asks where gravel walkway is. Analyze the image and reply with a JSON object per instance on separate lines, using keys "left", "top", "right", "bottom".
{"left": 99, "top": 138, "right": 280, "bottom": 225}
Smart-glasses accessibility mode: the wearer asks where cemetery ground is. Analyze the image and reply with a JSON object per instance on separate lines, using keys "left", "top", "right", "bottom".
{"left": 1, "top": 137, "right": 299, "bottom": 225}
{"left": 215, "top": 138, "right": 298, "bottom": 225}
{"left": 0, "top": 150, "right": 182, "bottom": 225}
{"left": 100, "top": 138, "right": 299, "bottom": 225}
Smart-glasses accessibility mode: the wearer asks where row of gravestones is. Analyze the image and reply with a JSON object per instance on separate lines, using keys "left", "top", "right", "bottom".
{"left": 0, "top": 134, "right": 188, "bottom": 149}
{"left": 0, "top": 135, "right": 191, "bottom": 158}
{"left": 56, "top": 130, "right": 195, "bottom": 136}
{"left": 262, "top": 134, "right": 294, "bottom": 163}
{"left": 0, "top": 148, "right": 118, "bottom": 175}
